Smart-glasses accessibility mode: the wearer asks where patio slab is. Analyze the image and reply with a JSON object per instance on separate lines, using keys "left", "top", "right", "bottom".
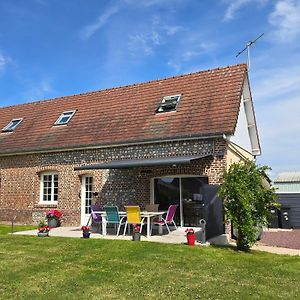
{"left": 13, "top": 226, "right": 208, "bottom": 245}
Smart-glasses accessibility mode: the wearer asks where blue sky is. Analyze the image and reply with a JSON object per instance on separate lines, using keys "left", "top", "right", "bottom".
{"left": 0, "top": 0, "right": 300, "bottom": 178}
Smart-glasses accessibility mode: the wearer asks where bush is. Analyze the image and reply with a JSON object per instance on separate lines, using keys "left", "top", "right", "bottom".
{"left": 218, "top": 160, "right": 278, "bottom": 251}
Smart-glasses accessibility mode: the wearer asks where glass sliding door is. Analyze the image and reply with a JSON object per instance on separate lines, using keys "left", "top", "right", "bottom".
{"left": 154, "top": 176, "right": 208, "bottom": 227}
{"left": 154, "top": 177, "right": 180, "bottom": 225}
{"left": 181, "top": 177, "right": 207, "bottom": 227}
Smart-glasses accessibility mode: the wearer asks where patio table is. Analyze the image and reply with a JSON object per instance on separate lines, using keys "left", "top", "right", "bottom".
{"left": 92, "top": 211, "right": 166, "bottom": 238}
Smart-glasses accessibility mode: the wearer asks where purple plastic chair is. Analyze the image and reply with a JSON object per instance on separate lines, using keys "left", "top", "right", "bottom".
{"left": 89, "top": 204, "right": 102, "bottom": 233}
{"left": 151, "top": 204, "right": 178, "bottom": 234}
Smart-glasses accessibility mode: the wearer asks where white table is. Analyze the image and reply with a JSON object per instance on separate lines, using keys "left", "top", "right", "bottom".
{"left": 92, "top": 211, "right": 166, "bottom": 238}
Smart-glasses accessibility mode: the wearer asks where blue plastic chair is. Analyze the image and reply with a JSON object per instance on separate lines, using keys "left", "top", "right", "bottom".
{"left": 104, "top": 205, "right": 126, "bottom": 236}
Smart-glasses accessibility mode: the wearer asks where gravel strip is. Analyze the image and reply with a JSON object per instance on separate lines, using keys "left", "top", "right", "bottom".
{"left": 259, "top": 229, "right": 300, "bottom": 250}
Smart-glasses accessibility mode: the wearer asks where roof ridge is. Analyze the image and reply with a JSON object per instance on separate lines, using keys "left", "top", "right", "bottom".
{"left": 0, "top": 63, "right": 247, "bottom": 109}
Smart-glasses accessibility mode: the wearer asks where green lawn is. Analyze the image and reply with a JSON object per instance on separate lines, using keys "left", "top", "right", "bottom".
{"left": 0, "top": 224, "right": 36, "bottom": 235}
{"left": 0, "top": 225, "right": 299, "bottom": 299}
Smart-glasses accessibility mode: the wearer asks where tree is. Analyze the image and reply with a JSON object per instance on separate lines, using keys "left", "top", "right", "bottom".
{"left": 218, "top": 160, "right": 278, "bottom": 251}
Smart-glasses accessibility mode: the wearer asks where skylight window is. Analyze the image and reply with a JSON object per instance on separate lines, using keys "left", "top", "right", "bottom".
{"left": 2, "top": 118, "right": 23, "bottom": 132}
{"left": 156, "top": 95, "right": 181, "bottom": 113}
{"left": 55, "top": 110, "right": 76, "bottom": 125}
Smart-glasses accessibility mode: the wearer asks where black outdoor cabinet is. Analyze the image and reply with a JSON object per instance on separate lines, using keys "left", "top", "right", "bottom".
{"left": 183, "top": 200, "right": 205, "bottom": 227}
{"left": 280, "top": 207, "right": 291, "bottom": 229}
{"left": 269, "top": 207, "right": 280, "bottom": 228}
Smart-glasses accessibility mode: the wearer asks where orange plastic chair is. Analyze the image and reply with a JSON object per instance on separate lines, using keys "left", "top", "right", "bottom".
{"left": 123, "top": 206, "right": 145, "bottom": 236}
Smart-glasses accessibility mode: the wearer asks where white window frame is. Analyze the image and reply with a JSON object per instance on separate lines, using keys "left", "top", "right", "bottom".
{"left": 39, "top": 172, "right": 59, "bottom": 204}
{"left": 80, "top": 175, "right": 94, "bottom": 225}
{"left": 54, "top": 110, "right": 76, "bottom": 125}
{"left": 156, "top": 94, "right": 181, "bottom": 113}
{"left": 2, "top": 118, "right": 23, "bottom": 132}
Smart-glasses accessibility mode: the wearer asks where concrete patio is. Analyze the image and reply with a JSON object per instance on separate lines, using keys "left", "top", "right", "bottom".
{"left": 13, "top": 226, "right": 209, "bottom": 245}
{"left": 12, "top": 226, "right": 300, "bottom": 256}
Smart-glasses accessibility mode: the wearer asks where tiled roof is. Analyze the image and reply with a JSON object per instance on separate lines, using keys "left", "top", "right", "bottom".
{"left": 0, "top": 64, "right": 247, "bottom": 155}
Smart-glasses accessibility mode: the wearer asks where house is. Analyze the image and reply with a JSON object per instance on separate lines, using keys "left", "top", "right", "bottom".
{"left": 273, "top": 172, "right": 300, "bottom": 228}
{"left": 0, "top": 64, "right": 260, "bottom": 239}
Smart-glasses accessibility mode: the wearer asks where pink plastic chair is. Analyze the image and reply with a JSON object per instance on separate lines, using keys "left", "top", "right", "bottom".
{"left": 151, "top": 204, "right": 178, "bottom": 234}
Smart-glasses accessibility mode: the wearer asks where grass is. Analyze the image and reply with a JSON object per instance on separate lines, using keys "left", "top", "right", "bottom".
{"left": 0, "top": 224, "right": 36, "bottom": 235}
{"left": 0, "top": 225, "right": 299, "bottom": 299}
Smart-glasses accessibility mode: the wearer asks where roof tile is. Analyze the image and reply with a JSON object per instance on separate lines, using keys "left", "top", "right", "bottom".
{"left": 0, "top": 64, "right": 247, "bottom": 154}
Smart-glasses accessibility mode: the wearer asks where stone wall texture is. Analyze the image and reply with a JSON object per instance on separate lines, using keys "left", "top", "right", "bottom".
{"left": 0, "top": 138, "right": 227, "bottom": 226}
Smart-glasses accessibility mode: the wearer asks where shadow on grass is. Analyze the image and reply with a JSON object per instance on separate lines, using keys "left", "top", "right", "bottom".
{"left": 209, "top": 244, "right": 259, "bottom": 255}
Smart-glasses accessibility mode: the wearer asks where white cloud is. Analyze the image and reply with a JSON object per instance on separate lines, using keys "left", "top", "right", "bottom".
{"left": 128, "top": 34, "right": 154, "bottom": 56}
{"left": 268, "top": 0, "right": 300, "bottom": 42}
{"left": 224, "top": 0, "right": 252, "bottom": 20}
{"left": 252, "top": 64, "right": 300, "bottom": 100}
{"left": 80, "top": 4, "right": 121, "bottom": 40}
{"left": 167, "top": 38, "right": 216, "bottom": 73}
{"left": 182, "top": 42, "right": 215, "bottom": 61}
{"left": 167, "top": 60, "right": 181, "bottom": 73}
{"left": 251, "top": 55, "right": 300, "bottom": 177}
{"left": 23, "top": 79, "right": 53, "bottom": 101}
{"left": 0, "top": 53, "right": 12, "bottom": 74}
{"left": 256, "top": 94, "right": 300, "bottom": 175}
{"left": 128, "top": 16, "right": 184, "bottom": 56}
{"left": 0, "top": 54, "right": 6, "bottom": 71}
{"left": 164, "top": 25, "right": 184, "bottom": 35}
{"left": 223, "top": 0, "right": 268, "bottom": 21}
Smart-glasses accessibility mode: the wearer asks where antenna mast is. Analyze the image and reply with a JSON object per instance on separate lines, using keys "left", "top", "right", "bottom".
{"left": 236, "top": 33, "right": 264, "bottom": 70}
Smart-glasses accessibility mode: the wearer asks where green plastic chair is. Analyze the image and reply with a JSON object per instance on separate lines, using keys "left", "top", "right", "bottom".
{"left": 104, "top": 206, "right": 126, "bottom": 236}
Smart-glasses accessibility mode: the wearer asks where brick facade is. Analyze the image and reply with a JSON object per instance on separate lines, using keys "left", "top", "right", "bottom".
{"left": 0, "top": 137, "right": 227, "bottom": 226}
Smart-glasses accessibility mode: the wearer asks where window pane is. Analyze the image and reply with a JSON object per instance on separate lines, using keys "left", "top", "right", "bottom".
{"left": 58, "top": 116, "right": 70, "bottom": 124}
{"left": 55, "top": 111, "right": 75, "bottom": 125}
{"left": 41, "top": 173, "right": 58, "bottom": 202}
{"left": 2, "top": 119, "right": 23, "bottom": 131}
{"left": 182, "top": 177, "right": 207, "bottom": 227}
{"left": 84, "top": 176, "right": 93, "bottom": 214}
{"left": 154, "top": 177, "right": 180, "bottom": 225}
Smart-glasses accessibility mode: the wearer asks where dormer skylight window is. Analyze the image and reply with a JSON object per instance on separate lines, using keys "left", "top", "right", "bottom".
{"left": 55, "top": 110, "right": 76, "bottom": 125}
{"left": 156, "top": 94, "right": 181, "bottom": 113}
{"left": 2, "top": 118, "right": 23, "bottom": 132}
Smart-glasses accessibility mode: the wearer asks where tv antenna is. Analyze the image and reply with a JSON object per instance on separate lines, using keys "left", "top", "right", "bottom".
{"left": 236, "top": 33, "right": 264, "bottom": 71}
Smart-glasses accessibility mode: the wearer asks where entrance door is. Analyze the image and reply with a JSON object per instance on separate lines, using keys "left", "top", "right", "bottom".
{"left": 81, "top": 175, "right": 94, "bottom": 225}
{"left": 154, "top": 176, "right": 208, "bottom": 227}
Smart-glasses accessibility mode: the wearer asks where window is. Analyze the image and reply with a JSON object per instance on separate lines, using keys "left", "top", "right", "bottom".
{"left": 156, "top": 95, "right": 181, "bottom": 113}
{"left": 2, "top": 118, "right": 23, "bottom": 132}
{"left": 55, "top": 110, "right": 76, "bottom": 125}
{"left": 40, "top": 173, "right": 59, "bottom": 203}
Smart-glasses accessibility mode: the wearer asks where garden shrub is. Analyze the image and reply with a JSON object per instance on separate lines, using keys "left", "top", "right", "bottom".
{"left": 218, "top": 160, "right": 278, "bottom": 251}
